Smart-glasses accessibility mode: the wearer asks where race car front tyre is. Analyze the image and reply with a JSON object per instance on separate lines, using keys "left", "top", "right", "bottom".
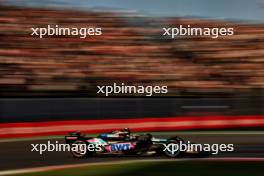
{"left": 70, "top": 140, "right": 91, "bottom": 158}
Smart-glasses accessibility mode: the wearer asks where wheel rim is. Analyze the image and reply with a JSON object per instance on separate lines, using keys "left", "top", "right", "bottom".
{"left": 164, "top": 142, "right": 181, "bottom": 157}
{"left": 71, "top": 140, "right": 87, "bottom": 157}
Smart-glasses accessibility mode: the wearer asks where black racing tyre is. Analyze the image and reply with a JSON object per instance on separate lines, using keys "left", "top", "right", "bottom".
{"left": 70, "top": 140, "right": 91, "bottom": 158}
{"left": 163, "top": 140, "right": 181, "bottom": 158}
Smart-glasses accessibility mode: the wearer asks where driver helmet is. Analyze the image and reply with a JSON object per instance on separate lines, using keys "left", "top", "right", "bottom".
{"left": 123, "top": 128, "right": 131, "bottom": 134}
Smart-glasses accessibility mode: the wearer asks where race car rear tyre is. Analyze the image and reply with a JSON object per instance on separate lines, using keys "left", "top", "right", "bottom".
{"left": 163, "top": 140, "right": 181, "bottom": 158}
{"left": 70, "top": 140, "right": 90, "bottom": 158}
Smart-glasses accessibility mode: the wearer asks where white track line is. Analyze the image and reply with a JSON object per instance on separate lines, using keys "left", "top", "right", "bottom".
{"left": 0, "top": 157, "right": 264, "bottom": 176}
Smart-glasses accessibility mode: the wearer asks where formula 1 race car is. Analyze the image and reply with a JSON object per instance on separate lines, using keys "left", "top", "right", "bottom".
{"left": 65, "top": 128, "right": 210, "bottom": 158}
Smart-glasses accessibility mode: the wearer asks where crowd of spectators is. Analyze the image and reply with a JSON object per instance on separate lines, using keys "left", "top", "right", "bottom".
{"left": 0, "top": 5, "right": 264, "bottom": 96}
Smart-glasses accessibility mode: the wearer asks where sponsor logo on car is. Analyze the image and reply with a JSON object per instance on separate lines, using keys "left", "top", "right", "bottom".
{"left": 110, "top": 143, "right": 131, "bottom": 151}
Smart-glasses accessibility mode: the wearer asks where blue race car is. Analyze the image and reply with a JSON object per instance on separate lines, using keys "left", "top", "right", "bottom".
{"left": 65, "top": 128, "right": 210, "bottom": 158}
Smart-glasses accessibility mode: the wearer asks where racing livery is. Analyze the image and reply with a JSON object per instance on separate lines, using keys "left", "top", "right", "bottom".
{"left": 65, "top": 128, "right": 210, "bottom": 158}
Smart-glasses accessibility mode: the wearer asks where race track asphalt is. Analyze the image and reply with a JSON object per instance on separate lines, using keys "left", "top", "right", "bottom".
{"left": 1, "top": 133, "right": 264, "bottom": 171}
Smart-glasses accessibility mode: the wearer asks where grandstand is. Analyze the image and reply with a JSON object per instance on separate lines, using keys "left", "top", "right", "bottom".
{"left": 0, "top": 5, "right": 264, "bottom": 97}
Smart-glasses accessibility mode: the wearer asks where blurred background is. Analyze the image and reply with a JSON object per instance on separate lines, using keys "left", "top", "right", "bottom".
{"left": 0, "top": 0, "right": 264, "bottom": 175}
{"left": 0, "top": 0, "right": 264, "bottom": 97}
